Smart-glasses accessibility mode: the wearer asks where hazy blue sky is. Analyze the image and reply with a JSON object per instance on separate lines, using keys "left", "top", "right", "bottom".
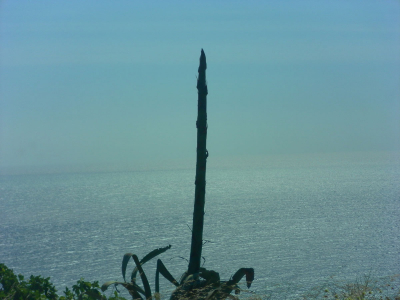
{"left": 1, "top": 0, "right": 399, "bottom": 173}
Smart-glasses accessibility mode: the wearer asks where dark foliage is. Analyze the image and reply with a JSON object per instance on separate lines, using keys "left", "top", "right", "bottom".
{"left": 0, "top": 263, "right": 127, "bottom": 300}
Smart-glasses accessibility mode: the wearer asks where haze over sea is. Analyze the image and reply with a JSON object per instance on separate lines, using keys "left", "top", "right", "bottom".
{"left": 1, "top": 151, "right": 399, "bottom": 299}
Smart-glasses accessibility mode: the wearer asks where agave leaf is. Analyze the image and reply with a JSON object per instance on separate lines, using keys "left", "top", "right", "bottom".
{"left": 132, "top": 254, "right": 152, "bottom": 299}
{"left": 122, "top": 282, "right": 146, "bottom": 296}
{"left": 101, "top": 281, "right": 120, "bottom": 292}
{"left": 101, "top": 280, "right": 145, "bottom": 298}
{"left": 131, "top": 245, "right": 172, "bottom": 282}
{"left": 225, "top": 267, "right": 254, "bottom": 292}
{"left": 141, "top": 245, "right": 172, "bottom": 264}
{"left": 156, "top": 259, "right": 179, "bottom": 291}
{"left": 121, "top": 282, "right": 145, "bottom": 299}
{"left": 122, "top": 252, "right": 134, "bottom": 282}
{"left": 156, "top": 259, "right": 179, "bottom": 298}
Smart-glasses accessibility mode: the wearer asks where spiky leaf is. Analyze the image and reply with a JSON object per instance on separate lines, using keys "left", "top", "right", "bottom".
{"left": 132, "top": 255, "right": 151, "bottom": 299}
{"left": 131, "top": 245, "right": 172, "bottom": 282}
{"left": 122, "top": 253, "right": 134, "bottom": 282}
{"left": 101, "top": 280, "right": 145, "bottom": 299}
{"left": 101, "top": 281, "right": 120, "bottom": 292}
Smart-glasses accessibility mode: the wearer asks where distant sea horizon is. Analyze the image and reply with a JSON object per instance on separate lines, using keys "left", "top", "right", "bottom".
{"left": 1, "top": 150, "right": 399, "bottom": 299}
{"left": 1, "top": 150, "right": 399, "bottom": 175}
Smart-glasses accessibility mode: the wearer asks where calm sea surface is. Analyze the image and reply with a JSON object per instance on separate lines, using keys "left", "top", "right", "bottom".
{"left": 1, "top": 152, "right": 399, "bottom": 299}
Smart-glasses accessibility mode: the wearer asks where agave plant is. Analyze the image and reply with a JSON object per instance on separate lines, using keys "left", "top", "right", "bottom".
{"left": 102, "top": 50, "right": 254, "bottom": 300}
{"left": 101, "top": 244, "right": 254, "bottom": 300}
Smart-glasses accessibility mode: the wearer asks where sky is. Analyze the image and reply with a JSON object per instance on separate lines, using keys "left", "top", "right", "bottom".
{"left": 1, "top": 0, "right": 399, "bottom": 174}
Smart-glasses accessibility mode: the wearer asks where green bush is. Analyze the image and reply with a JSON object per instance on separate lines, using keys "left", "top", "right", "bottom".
{"left": 0, "top": 264, "right": 127, "bottom": 300}
{"left": 0, "top": 263, "right": 57, "bottom": 300}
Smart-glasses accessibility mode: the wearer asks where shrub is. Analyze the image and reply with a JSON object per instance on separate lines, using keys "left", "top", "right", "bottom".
{"left": 0, "top": 263, "right": 57, "bottom": 299}
{"left": 0, "top": 264, "right": 127, "bottom": 300}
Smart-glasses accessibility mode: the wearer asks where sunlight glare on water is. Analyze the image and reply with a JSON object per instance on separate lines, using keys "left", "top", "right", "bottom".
{"left": 0, "top": 152, "right": 399, "bottom": 299}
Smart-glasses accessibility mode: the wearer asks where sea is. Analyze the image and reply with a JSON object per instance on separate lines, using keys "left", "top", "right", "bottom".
{"left": 1, "top": 151, "right": 399, "bottom": 299}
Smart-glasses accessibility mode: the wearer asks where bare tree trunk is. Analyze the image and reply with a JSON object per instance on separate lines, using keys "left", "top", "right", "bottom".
{"left": 188, "top": 49, "right": 208, "bottom": 276}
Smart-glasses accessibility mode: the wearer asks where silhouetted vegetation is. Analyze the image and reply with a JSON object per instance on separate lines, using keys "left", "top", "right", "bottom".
{"left": 0, "top": 263, "right": 126, "bottom": 300}
{"left": 3, "top": 50, "right": 398, "bottom": 300}
{"left": 188, "top": 48, "right": 208, "bottom": 277}
{"left": 2, "top": 263, "right": 399, "bottom": 299}
{"left": 100, "top": 50, "right": 254, "bottom": 300}
{"left": 301, "top": 273, "right": 400, "bottom": 300}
